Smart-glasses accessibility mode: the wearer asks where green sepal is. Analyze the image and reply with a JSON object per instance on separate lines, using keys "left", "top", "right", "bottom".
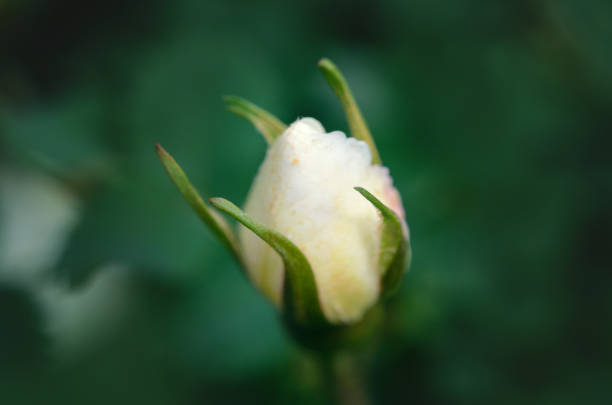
{"left": 286, "top": 304, "right": 384, "bottom": 353}
{"left": 354, "top": 187, "right": 409, "bottom": 298}
{"left": 155, "top": 144, "right": 242, "bottom": 265}
{"left": 223, "top": 95, "right": 287, "bottom": 144}
{"left": 317, "top": 58, "right": 382, "bottom": 165}
{"left": 208, "top": 197, "right": 328, "bottom": 327}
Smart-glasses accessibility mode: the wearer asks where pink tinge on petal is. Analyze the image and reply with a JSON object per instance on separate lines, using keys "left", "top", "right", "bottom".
{"left": 384, "top": 184, "right": 409, "bottom": 238}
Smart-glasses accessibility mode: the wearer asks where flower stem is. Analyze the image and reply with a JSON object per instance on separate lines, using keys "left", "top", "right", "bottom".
{"left": 319, "top": 352, "right": 371, "bottom": 405}
{"left": 335, "top": 353, "right": 371, "bottom": 405}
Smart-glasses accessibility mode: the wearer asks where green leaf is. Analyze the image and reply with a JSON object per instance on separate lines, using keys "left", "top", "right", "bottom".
{"left": 156, "top": 144, "right": 242, "bottom": 264}
{"left": 208, "top": 197, "right": 328, "bottom": 327}
{"left": 318, "top": 58, "right": 382, "bottom": 165}
{"left": 354, "top": 187, "right": 408, "bottom": 297}
{"left": 223, "top": 95, "right": 287, "bottom": 144}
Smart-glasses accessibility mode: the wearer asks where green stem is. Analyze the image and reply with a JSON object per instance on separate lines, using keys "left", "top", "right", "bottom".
{"left": 333, "top": 353, "right": 371, "bottom": 405}
{"left": 317, "top": 352, "right": 371, "bottom": 405}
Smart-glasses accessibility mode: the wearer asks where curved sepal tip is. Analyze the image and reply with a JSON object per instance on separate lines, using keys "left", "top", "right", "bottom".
{"left": 318, "top": 58, "right": 382, "bottom": 165}
{"left": 155, "top": 143, "right": 242, "bottom": 264}
{"left": 223, "top": 95, "right": 287, "bottom": 144}
{"left": 354, "top": 186, "right": 408, "bottom": 298}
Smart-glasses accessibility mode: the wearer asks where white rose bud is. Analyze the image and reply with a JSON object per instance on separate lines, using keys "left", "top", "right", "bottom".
{"left": 241, "top": 118, "right": 406, "bottom": 323}
{"left": 157, "top": 58, "right": 410, "bottom": 336}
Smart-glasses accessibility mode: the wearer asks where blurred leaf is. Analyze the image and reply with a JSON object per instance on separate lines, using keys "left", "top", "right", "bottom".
{"left": 1, "top": 92, "right": 112, "bottom": 179}
{"left": 0, "top": 285, "right": 47, "bottom": 374}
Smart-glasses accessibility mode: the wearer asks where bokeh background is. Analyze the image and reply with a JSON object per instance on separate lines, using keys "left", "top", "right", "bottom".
{"left": 1, "top": 0, "right": 611, "bottom": 404}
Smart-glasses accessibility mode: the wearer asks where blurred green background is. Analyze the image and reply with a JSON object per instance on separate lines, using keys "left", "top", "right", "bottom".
{"left": 1, "top": 0, "right": 611, "bottom": 404}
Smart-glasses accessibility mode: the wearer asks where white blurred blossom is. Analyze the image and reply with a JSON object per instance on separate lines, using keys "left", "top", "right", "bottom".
{"left": 0, "top": 169, "right": 131, "bottom": 358}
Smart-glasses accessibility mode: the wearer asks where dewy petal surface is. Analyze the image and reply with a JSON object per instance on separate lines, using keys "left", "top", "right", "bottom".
{"left": 240, "top": 118, "right": 406, "bottom": 323}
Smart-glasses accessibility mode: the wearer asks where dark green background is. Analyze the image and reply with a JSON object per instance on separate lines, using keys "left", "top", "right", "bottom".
{"left": 1, "top": 0, "right": 611, "bottom": 404}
